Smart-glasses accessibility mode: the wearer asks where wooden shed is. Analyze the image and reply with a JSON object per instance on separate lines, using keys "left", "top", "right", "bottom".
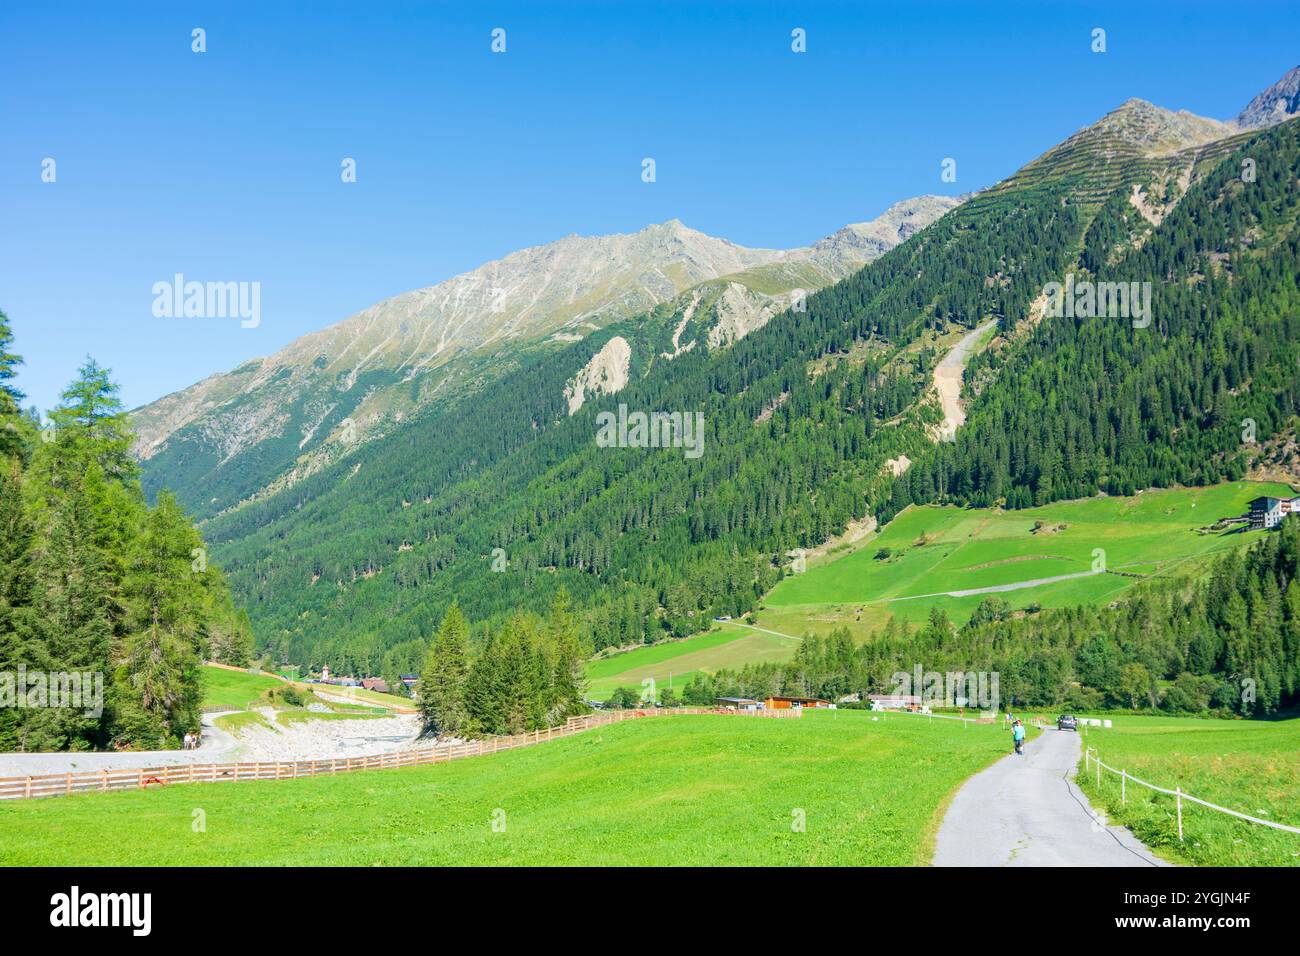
{"left": 764, "top": 695, "right": 831, "bottom": 709}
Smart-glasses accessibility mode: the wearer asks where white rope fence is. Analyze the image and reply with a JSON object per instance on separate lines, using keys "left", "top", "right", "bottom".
{"left": 1084, "top": 747, "right": 1300, "bottom": 842}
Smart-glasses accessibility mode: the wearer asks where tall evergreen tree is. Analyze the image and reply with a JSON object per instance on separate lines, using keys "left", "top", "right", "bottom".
{"left": 114, "top": 491, "right": 206, "bottom": 748}
{"left": 419, "top": 602, "right": 470, "bottom": 737}
{"left": 0, "top": 309, "right": 25, "bottom": 460}
{"left": 545, "top": 589, "right": 586, "bottom": 720}
{"left": 49, "top": 356, "right": 137, "bottom": 481}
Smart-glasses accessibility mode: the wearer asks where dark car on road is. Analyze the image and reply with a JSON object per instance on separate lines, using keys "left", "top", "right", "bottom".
{"left": 1057, "top": 714, "right": 1078, "bottom": 731}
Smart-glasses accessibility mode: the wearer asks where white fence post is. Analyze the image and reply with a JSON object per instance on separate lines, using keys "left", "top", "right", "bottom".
{"left": 1176, "top": 787, "right": 1183, "bottom": 842}
{"left": 1121, "top": 769, "right": 1126, "bottom": 805}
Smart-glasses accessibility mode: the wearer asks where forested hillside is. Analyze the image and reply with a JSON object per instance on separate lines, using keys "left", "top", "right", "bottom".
{"left": 0, "top": 312, "right": 252, "bottom": 751}
{"left": 194, "top": 111, "right": 1300, "bottom": 679}
{"left": 201, "top": 170, "right": 1085, "bottom": 675}
{"left": 892, "top": 117, "right": 1300, "bottom": 515}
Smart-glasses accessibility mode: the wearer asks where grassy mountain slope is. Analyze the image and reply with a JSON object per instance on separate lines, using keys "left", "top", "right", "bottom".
{"left": 757, "top": 482, "right": 1295, "bottom": 642}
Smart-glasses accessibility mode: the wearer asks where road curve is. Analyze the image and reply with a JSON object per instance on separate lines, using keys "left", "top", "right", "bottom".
{"left": 933, "top": 726, "right": 1170, "bottom": 867}
{"left": 0, "top": 710, "right": 242, "bottom": 778}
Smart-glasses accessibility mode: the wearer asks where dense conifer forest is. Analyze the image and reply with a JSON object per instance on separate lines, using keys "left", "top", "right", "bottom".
{"left": 893, "top": 119, "right": 1300, "bottom": 515}
{"left": 0, "top": 312, "right": 252, "bottom": 750}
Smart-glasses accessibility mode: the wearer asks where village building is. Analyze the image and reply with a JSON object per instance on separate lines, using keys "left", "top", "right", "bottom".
{"left": 868, "top": 694, "right": 922, "bottom": 712}
{"left": 764, "top": 695, "right": 832, "bottom": 709}
{"left": 716, "top": 696, "right": 761, "bottom": 711}
{"left": 1247, "top": 495, "right": 1299, "bottom": 530}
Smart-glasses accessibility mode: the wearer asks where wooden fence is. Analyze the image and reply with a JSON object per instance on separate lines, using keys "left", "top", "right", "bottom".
{"left": 0, "top": 706, "right": 800, "bottom": 801}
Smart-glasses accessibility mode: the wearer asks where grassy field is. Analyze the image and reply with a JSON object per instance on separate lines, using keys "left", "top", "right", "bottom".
{"left": 756, "top": 482, "right": 1293, "bottom": 641}
{"left": 201, "top": 664, "right": 414, "bottom": 714}
{"left": 1075, "top": 715, "right": 1300, "bottom": 867}
{"left": 0, "top": 711, "right": 1011, "bottom": 866}
{"left": 584, "top": 623, "right": 800, "bottom": 698}
{"left": 213, "top": 711, "right": 273, "bottom": 734}
{"left": 200, "top": 666, "right": 287, "bottom": 711}
{"left": 305, "top": 683, "right": 415, "bottom": 711}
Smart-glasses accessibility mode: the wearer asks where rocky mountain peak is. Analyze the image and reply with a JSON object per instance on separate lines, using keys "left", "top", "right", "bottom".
{"left": 1236, "top": 65, "right": 1300, "bottom": 129}
{"left": 1081, "top": 98, "right": 1237, "bottom": 156}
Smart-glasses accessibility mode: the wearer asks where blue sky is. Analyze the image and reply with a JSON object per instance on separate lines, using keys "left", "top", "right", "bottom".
{"left": 1, "top": 0, "right": 1296, "bottom": 411}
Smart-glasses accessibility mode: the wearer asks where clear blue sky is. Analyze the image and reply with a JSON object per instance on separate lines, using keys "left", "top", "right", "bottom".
{"left": 1, "top": 0, "right": 1295, "bottom": 412}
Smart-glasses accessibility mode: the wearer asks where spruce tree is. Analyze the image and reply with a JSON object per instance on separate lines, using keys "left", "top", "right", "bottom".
{"left": 115, "top": 491, "right": 205, "bottom": 747}
{"left": 419, "top": 602, "right": 470, "bottom": 737}
{"left": 0, "top": 309, "right": 25, "bottom": 460}
{"left": 545, "top": 589, "right": 586, "bottom": 720}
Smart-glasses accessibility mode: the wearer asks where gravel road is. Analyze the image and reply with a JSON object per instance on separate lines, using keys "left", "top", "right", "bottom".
{"left": 0, "top": 710, "right": 425, "bottom": 777}
{"left": 0, "top": 709, "right": 241, "bottom": 777}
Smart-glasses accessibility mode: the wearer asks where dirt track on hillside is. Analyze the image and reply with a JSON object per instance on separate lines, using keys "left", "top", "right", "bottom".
{"left": 934, "top": 320, "right": 997, "bottom": 442}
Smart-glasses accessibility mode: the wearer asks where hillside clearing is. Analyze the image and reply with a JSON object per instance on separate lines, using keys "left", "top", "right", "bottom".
{"left": 200, "top": 666, "right": 287, "bottom": 712}
{"left": 757, "top": 482, "right": 1292, "bottom": 641}
{"left": 584, "top": 623, "right": 800, "bottom": 698}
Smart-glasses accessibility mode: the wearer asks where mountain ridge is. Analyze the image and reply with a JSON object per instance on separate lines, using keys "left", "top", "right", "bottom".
{"left": 134, "top": 195, "right": 961, "bottom": 515}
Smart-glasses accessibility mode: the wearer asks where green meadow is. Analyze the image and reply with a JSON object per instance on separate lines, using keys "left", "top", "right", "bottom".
{"left": 199, "top": 666, "right": 287, "bottom": 712}
{"left": 0, "top": 711, "right": 1009, "bottom": 866}
{"left": 200, "top": 664, "right": 412, "bottom": 715}
{"left": 1075, "top": 714, "right": 1300, "bottom": 867}
{"left": 757, "top": 482, "right": 1292, "bottom": 641}
{"left": 584, "top": 623, "right": 800, "bottom": 698}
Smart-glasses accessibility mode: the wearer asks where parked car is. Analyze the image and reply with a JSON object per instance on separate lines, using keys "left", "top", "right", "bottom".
{"left": 1057, "top": 714, "right": 1078, "bottom": 731}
